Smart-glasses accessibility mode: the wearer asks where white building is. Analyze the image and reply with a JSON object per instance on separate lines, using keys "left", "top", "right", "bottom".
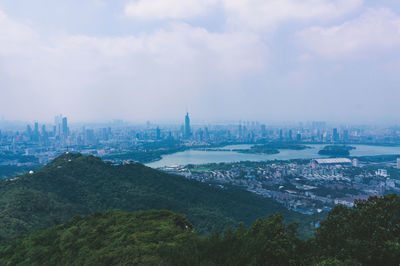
{"left": 376, "top": 169, "right": 388, "bottom": 177}
{"left": 334, "top": 198, "right": 354, "bottom": 207}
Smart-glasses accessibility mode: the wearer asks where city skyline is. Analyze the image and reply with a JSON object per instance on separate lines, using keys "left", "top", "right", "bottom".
{"left": 0, "top": 1, "right": 400, "bottom": 123}
{"left": 1, "top": 113, "right": 400, "bottom": 128}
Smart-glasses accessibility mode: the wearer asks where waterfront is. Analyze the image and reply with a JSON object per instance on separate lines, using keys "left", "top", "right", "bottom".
{"left": 146, "top": 144, "right": 400, "bottom": 168}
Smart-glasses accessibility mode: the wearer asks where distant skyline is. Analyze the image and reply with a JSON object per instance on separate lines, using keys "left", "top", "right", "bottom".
{"left": 1, "top": 0, "right": 400, "bottom": 123}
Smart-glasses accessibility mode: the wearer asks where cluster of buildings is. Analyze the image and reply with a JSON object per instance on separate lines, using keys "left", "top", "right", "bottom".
{"left": 1, "top": 112, "right": 400, "bottom": 177}
{"left": 162, "top": 157, "right": 400, "bottom": 214}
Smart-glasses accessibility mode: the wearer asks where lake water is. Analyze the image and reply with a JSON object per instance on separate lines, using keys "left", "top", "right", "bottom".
{"left": 146, "top": 144, "right": 400, "bottom": 168}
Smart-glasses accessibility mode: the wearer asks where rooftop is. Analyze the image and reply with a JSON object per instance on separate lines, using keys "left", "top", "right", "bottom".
{"left": 314, "top": 158, "right": 352, "bottom": 164}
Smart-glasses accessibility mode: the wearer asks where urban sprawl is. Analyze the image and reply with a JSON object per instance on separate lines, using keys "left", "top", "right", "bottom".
{"left": 1, "top": 113, "right": 400, "bottom": 215}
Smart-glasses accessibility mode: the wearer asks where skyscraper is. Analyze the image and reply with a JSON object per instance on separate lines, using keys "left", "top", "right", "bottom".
{"left": 261, "top": 124, "right": 266, "bottom": 137}
{"left": 33, "top": 122, "right": 39, "bottom": 141}
{"left": 156, "top": 127, "right": 161, "bottom": 140}
{"left": 54, "top": 114, "right": 63, "bottom": 137}
{"left": 34, "top": 122, "right": 39, "bottom": 135}
{"left": 26, "top": 125, "right": 32, "bottom": 138}
{"left": 343, "top": 130, "right": 349, "bottom": 142}
{"left": 62, "top": 117, "right": 69, "bottom": 137}
{"left": 333, "top": 128, "right": 339, "bottom": 142}
{"left": 184, "top": 112, "right": 191, "bottom": 139}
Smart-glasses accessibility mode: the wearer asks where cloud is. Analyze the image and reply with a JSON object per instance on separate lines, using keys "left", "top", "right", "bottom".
{"left": 0, "top": 10, "right": 39, "bottom": 55}
{"left": 125, "top": 0, "right": 363, "bottom": 31}
{"left": 221, "top": 0, "right": 363, "bottom": 31}
{"left": 0, "top": 8, "right": 268, "bottom": 121}
{"left": 297, "top": 8, "right": 400, "bottom": 57}
{"left": 2, "top": 2, "right": 400, "bottom": 123}
{"left": 124, "top": 0, "right": 218, "bottom": 20}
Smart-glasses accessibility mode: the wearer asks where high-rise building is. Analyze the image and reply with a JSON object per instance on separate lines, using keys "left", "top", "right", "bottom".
{"left": 184, "top": 112, "right": 191, "bottom": 139}
{"left": 62, "top": 117, "right": 69, "bottom": 137}
{"left": 156, "top": 127, "right": 161, "bottom": 140}
{"left": 54, "top": 114, "right": 63, "bottom": 136}
{"left": 85, "top": 129, "right": 96, "bottom": 145}
{"left": 333, "top": 128, "right": 339, "bottom": 142}
{"left": 261, "top": 124, "right": 266, "bottom": 137}
{"left": 343, "top": 130, "right": 349, "bottom": 142}
{"left": 34, "top": 122, "right": 39, "bottom": 135}
{"left": 32, "top": 122, "right": 39, "bottom": 141}
{"left": 26, "top": 125, "right": 32, "bottom": 137}
{"left": 204, "top": 127, "right": 209, "bottom": 140}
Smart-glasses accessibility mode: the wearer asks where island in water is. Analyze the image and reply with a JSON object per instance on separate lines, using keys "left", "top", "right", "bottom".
{"left": 318, "top": 145, "right": 356, "bottom": 157}
{"left": 237, "top": 143, "right": 311, "bottom": 155}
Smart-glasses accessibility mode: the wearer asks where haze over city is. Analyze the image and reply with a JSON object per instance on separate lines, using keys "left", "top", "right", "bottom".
{"left": 2, "top": 2, "right": 400, "bottom": 264}
{"left": 1, "top": 0, "right": 400, "bottom": 123}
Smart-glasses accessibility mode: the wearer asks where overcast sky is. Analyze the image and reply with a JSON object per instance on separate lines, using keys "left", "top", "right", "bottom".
{"left": 0, "top": 0, "right": 400, "bottom": 124}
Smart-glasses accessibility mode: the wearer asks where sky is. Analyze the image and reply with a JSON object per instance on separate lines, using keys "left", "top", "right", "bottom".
{"left": 0, "top": 0, "right": 400, "bottom": 124}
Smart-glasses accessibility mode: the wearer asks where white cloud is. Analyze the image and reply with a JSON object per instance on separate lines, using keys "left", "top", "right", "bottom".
{"left": 0, "top": 10, "right": 39, "bottom": 55}
{"left": 0, "top": 9, "right": 268, "bottom": 120}
{"left": 53, "top": 23, "right": 267, "bottom": 76}
{"left": 3, "top": 2, "right": 400, "bottom": 123}
{"left": 221, "top": 0, "right": 363, "bottom": 31}
{"left": 297, "top": 8, "right": 400, "bottom": 57}
{"left": 124, "top": 0, "right": 218, "bottom": 20}
{"left": 125, "top": 0, "right": 363, "bottom": 31}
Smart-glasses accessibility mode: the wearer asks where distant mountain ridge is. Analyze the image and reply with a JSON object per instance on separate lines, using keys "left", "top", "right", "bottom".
{"left": 0, "top": 153, "right": 307, "bottom": 241}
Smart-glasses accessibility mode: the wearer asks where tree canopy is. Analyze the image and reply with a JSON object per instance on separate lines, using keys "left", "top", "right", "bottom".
{"left": 1, "top": 195, "right": 400, "bottom": 265}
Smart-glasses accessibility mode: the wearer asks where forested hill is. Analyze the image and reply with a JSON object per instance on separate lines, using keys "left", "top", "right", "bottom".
{"left": 0, "top": 153, "right": 308, "bottom": 241}
{"left": 1, "top": 195, "right": 400, "bottom": 265}
{"left": 0, "top": 210, "right": 194, "bottom": 265}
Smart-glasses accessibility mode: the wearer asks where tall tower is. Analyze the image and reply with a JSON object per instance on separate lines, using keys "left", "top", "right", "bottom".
{"left": 34, "top": 122, "right": 39, "bottom": 135}
{"left": 54, "top": 114, "right": 63, "bottom": 137}
{"left": 184, "top": 112, "right": 191, "bottom": 139}
{"left": 62, "top": 117, "right": 69, "bottom": 137}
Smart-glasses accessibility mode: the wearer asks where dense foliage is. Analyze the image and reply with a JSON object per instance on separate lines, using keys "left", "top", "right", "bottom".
{"left": 312, "top": 194, "right": 400, "bottom": 265}
{"left": 318, "top": 145, "right": 355, "bottom": 157}
{"left": 0, "top": 153, "right": 308, "bottom": 241}
{"left": 236, "top": 143, "right": 310, "bottom": 155}
{"left": 0, "top": 165, "right": 40, "bottom": 180}
{"left": 102, "top": 146, "right": 185, "bottom": 163}
{"left": 236, "top": 146, "right": 280, "bottom": 155}
{"left": 0, "top": 210, "right": 194, "bottom": 265}
{"left": 1, "top": 195, "right": 399, "bottom": 265}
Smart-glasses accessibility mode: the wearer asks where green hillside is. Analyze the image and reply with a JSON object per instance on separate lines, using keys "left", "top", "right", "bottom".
{"left": 0, "top": 153, "right": 311, "bottom": 241}
{"left": 0, "top": 210, "right": 194, "bottom": 265}
{"left": 1, "top": 195, "right": 399, "bottom": 265}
